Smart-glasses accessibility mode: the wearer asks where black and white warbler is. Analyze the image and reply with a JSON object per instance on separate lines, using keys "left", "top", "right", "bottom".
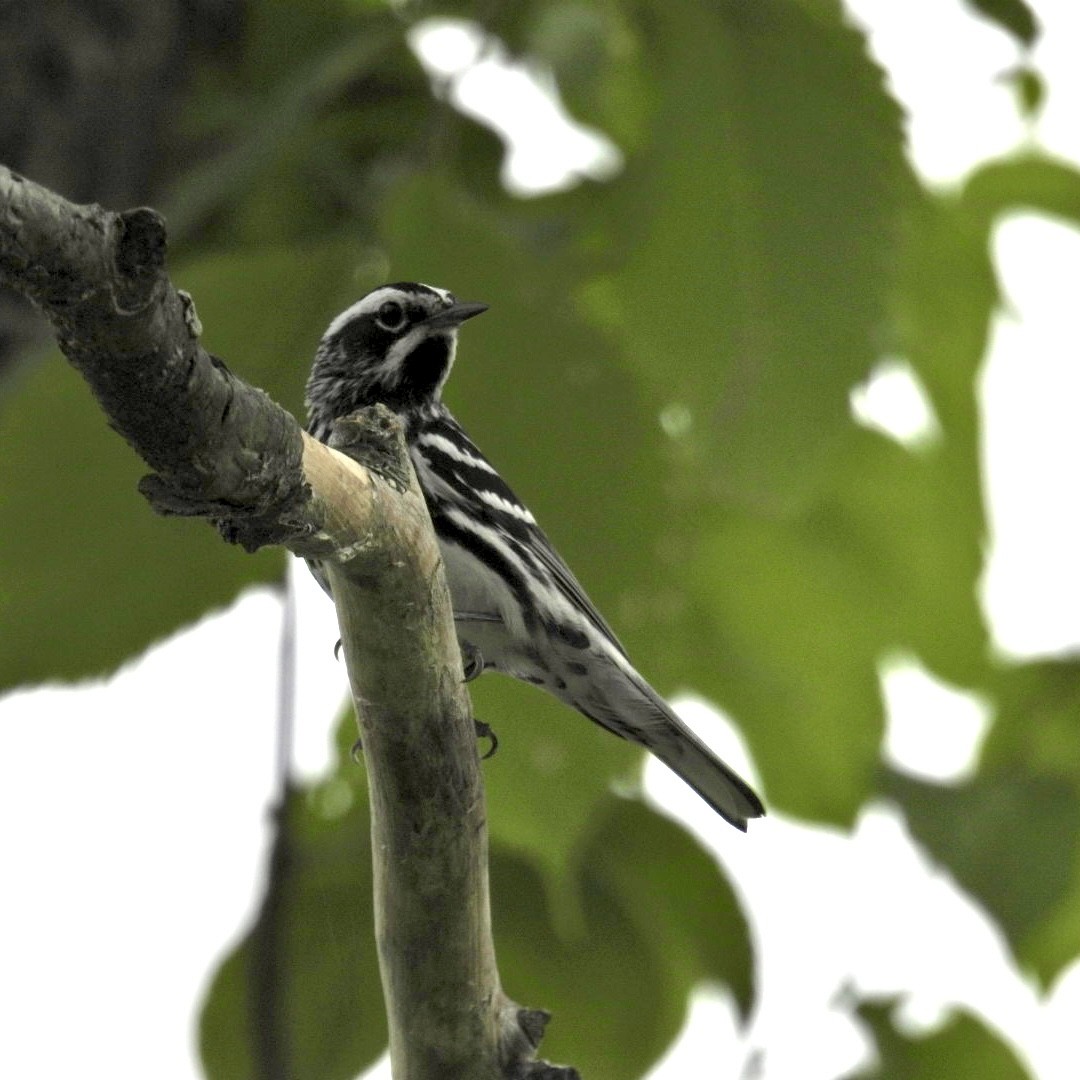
{"left": 305, "top": 282, "right": 764, "bottom": 830}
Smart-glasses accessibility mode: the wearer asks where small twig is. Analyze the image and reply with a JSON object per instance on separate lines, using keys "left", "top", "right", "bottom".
{"left": 274, "top": 576, "right": 297, "bottom": 793}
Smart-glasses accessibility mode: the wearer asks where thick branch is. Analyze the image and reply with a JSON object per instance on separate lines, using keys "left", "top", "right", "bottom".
{"left": 327, "top": 411, "right": 566, "bottom": 1079}
{"left": 0, "top": 164, "right": 308, "bottom": 549}
{"left": 0, "top": 162, "right": 577, "bottom": 1079}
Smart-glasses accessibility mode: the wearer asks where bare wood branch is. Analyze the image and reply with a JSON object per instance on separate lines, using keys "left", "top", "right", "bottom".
{"left": 0, "top": 162, "right": 578, "bottom": 1080}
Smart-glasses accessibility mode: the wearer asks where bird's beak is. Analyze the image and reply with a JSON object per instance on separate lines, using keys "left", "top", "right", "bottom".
{"left": 424, "top": 301, "right": 489, "bottom": 329}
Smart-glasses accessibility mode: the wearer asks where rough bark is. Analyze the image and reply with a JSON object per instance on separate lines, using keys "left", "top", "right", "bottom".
{"left": 0, "top": 162, "right": 578, "bottom": 1080}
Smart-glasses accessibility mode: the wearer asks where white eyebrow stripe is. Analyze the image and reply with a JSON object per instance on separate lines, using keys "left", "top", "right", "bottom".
{"left": 323, "top": 284, "right": 455, "bottom": 340}
{"left": 323, "top": 287, "right": 405, "bottom": 338}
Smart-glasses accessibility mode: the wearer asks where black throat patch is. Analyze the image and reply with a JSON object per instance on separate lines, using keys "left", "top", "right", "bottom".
{"left": 393, "top": 335, "right": 452, "bottom": 409}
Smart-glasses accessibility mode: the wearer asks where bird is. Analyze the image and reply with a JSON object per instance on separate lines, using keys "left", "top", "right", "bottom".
{"left": 305, "top": 282, "right": 764, "bottom": 830}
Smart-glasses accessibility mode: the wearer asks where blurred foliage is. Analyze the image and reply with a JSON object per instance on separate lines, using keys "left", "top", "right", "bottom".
{"left": 4, "top": 0, "right": 1080, "bottom": 1076}
{"left": 965, "top": 0, "right": 1040, "bottom": 48}
{"left": 199, "top": 779, "right": 385, "bottom": 1080}
{"left": 855, "top": 999, "right": 1033, "bottom": 1079}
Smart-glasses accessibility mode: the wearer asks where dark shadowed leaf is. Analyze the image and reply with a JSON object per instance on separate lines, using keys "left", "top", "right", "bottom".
{"left": 493, "top": 851, "right": 666, "bottom": 1080}
{"left": 585, "top": 799, "right": 755, "bottom": 1018}
{"left": 969, "top": 660, "right": 1080, "bottom": 986}
{"left": 493, "top": 797, "right": 754, "bottom": 1079}
{"left": 473, "top": 673, "right": 644, "bottom": 893}
{"left": 168, "top": 0, "right": 421, "bottom": 246}
{"left": 199, "top": 780, "right": 385, "bottom": 1080}
{"left": 886, "top": 765, "right": 1080, "bottom": 980}
{"left": 0, "top": 352, "right": 281, "bottom": 691}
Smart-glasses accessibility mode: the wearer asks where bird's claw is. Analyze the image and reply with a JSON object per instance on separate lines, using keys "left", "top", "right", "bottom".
{"left": 475, "top": 719, "right": 498, "bottom": 760}
{"left": 350, "top": 737, "right": 363, "bottom": 763}
{"left": 334, "top": 638, "right": 343, "bottom": 661}
{"left": 461, "top": 642, "right": 485, "bottom": 682}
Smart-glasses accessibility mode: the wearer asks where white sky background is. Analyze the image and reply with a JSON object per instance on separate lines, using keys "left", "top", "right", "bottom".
{"left": 3, "top": 1, "right": 1080, "bottom": 1077}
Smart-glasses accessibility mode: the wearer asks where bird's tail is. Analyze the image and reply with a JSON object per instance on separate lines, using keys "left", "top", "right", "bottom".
{"left": 627, "top": 676, "right": 765, "bottom": 831}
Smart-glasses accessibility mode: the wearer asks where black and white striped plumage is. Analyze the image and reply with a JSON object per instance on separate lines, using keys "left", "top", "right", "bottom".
{"left": 305, "top": 282, "right": 764, "bottom": 830}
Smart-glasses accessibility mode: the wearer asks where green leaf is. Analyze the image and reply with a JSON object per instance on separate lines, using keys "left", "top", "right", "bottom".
{"left": 964, "top": 0, "right": 1040, "bottom": 48}
{"left": 167, "top": 29, "right": 400, "bottom": 242}
{"left": 685, "top": 488, "right": 885, "bottom": 823}
{"left": 681, "top": 182, "right": 1003, "bottom": 822}
{"left": 670, "top": 417, "right": 988, "bottom": 824}
{"left": 473, "top": 674, "right": 643, "bottom": 901}
{"left": 678, "top": 428, "right": 991, "bottom": 824}
{"left": 493, "top": 798, "right": 754, "bottom": 1080}
{"left": 199, "top": 781, "right": 386, "bottom": 1080}
{"left": 584, "top": 0, "right": 914, "bottom": 507}
{"left": 0, "top": 238, "right": 366, "bottom": 693}
{"left": 856, "top": 999, "right": 1034, "bottom": 1079}
{"left": 531, "top": 0, "right": 918, "bottom": 823}
{"left": 493, "top": 851, "right": 666, "bottom": 1080}
{"left": 974, "top": 660, "right": 1080, "bottom": 986}
{"left": 886, "top": 766, "right": 1080, "bottom": 976}
{"left": 1004, "top": 66, "right": 1046, "bottom": 118}
{"left": 585, "top": 799, "right": 755, "bottom": 1019}
{"left": 832, "top": 436, "right": 988, "bottom": 686}
{"left": 877, "top": 158, "right": 1080, "bottom": 981}
{"left": 984, "top": 660, "right": 1080, "bottom": 797}
{"left": 962, "top": 154, "right": 1080, "bottom": 227}
{"left": 0, "top": 353, "right": 281, "bottom": 691}
{"left": 1019, "top": 846, "right": 1080, "bottom": 992}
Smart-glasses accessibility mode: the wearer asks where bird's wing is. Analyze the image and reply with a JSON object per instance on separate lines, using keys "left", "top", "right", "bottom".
{"left": 412, "top": 410, "right": 629, "bottom": 659}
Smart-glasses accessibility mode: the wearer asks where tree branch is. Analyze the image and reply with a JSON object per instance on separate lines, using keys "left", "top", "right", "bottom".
{"left": 0, "top": 163, "right": 578, "bottom": 1080}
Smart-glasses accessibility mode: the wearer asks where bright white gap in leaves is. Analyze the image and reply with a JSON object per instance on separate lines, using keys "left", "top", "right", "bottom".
{"left": 980, "top": 212, "right": 1080, "bottom": 659}
{"left": 408, "top": 19, "right": 623, "bottom": 196}
{"left": 879, "top": 653, "right": 993, "bottom": 783}
{"left": 850, "top": 357, "right": 941, "bottom": 450}
{"left": 643, "top": 988, "right": 745, "bottom": 1080}
{"left": 844, "top": 0, "right": 1027, "bottom": 186}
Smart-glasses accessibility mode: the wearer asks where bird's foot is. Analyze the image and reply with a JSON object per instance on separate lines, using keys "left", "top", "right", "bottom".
{"left": 461, "top": 642, "right": 485, "bottom": 683}
{"left": 350, "top": 737, "right": 363, "bottom": 763}
{"left": 475, "top": 719, "right": 498, "bottom": 760}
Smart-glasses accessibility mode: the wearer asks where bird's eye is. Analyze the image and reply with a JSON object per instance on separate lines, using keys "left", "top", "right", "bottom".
{"left": 376, "top": 300, "right": 406, "bottom": 331}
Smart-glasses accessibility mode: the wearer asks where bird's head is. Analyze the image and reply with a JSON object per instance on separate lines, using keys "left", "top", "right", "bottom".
{"left": 305, "top": 281, "right": 487, "bottom": 438}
